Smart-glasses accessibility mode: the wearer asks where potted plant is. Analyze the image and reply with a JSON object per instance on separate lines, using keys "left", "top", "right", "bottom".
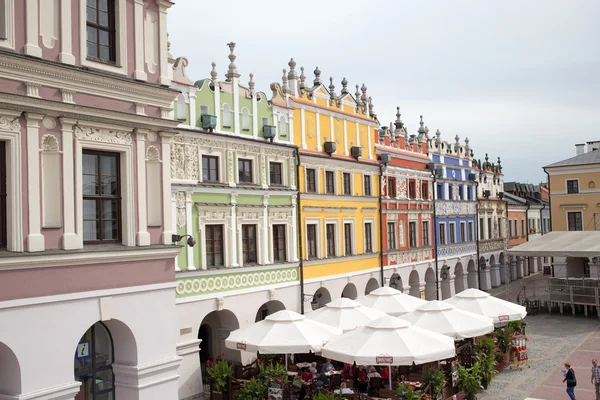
{"left": 457, "top": 362, "right": 482, "bottom": 400}
{"left": 206, "top": 358, "right": 234, "bottom": 398}
{"left": 395, "top": 381, "right": 420, "bottom": 400}
{"left": 421, "top": 366, "right": 446, "bottom": 399}
{"left": 236, "top": 377, "right": 268, "bottom": 400}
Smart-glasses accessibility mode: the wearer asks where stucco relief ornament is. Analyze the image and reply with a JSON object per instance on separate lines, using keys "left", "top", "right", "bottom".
{"left": 0, "top": 116, "right": 21, "bottom": 132}
{"left": 176, "top": 192, "right": 186, "bottom": 228}
{"left": 74, "top": 126, "right": 132, "bottom": 145}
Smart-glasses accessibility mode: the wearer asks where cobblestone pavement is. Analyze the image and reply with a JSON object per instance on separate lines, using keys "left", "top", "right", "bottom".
{"left": 478, "top": 313, "right": 600, "bottom": 400}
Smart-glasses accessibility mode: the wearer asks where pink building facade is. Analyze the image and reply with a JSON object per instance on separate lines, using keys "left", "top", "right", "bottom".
{"left": 0, "top": 1, "right": 183, "bottom": 399}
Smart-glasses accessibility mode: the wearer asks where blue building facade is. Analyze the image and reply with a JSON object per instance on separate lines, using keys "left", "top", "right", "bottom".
{"left": 428, "top": 130, "right": 479, "bottom": 299}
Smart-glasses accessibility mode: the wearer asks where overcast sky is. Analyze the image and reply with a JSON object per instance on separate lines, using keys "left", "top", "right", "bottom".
{"left": 168, "top": 0, "right": 600, "bottom": 184}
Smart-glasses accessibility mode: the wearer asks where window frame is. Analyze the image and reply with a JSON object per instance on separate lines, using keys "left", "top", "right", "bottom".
{"left": 241, "top": 224, "right": 258, "bottom": 265}
{"left": 387, "top": 222, "right": 397, "bottom": 250}
{"left": 567, "top": 211, "right": 583, "bottom": 231}
{"left": 202, "top": 155, "right": 219, "bottom": 183}
{"left": 82, "top": 150, "right": 122, "bottom": 243}
{"left": 343, "top": 172, "right": 352, "bottom": 195}
{"left": 566, "top": 179, "right": 579, "bottom": 194}
{"left": 269, "top": 162, "right": 283, "bottom": 186}
{"left": 363, "top": 175, "right": 371, "bottom": 196}
{"left": 306, "top": 168, "right": 316, "bottom": 193}
{"left": 238, "top": 158, "right": 253, "bottom": 184}
{"left": 422, "top": 221, "right": 429, "bottom": 246}
{"left": 205, "top": 224, "right": 224, "bottom": 267}
{"left": 272, "top": 224, "right": 287, "bottom": 262}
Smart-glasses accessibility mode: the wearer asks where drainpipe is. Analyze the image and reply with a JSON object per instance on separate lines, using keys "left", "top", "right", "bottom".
{"left": 543, "top": 168, "right": 554, "bottom": 277}
{"left": 295, "top": 149, "right": 305, "bottom": 314}
{"left": 378, "top": 163, "right": 385, "bottom": 286}
{"left": 475, "top": 181, "right": 481, "bottom": 290}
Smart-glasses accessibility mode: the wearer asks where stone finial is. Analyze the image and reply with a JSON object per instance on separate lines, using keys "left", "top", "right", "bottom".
{"left": 394, "top": 107, "right": 404, "bottom": 132}
{"left": 288, "top": 58, "right": 298, "bottom": 80}
{"left": 313, "top": 66, "right": 322, "bottom": 85}
{"left": 418, "top": 115, "right": 427, "bottom": 134}
{"left": 299, "top": 66, "right": 306, "bottom": 88}
{"left": 282, "top": 69, "right": 290, "bottom": 94}
{"left": 329, "top": 77, "right": 336, "bottom": 100}
{"left": 210, "top": 62, "right": 218, "bottom": 86}
{"left": 225, "top": 42, "right": 240, "bottom": 80}
{"left": 341, "top": 77, "right": 348, "bottom": 94}
{"left": 248, "top": 73, "right": 255, "bottom": 91}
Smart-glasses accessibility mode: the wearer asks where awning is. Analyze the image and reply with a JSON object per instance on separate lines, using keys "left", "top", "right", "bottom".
{"left": 508, "top": 231, "right": 600, "bottom": 258}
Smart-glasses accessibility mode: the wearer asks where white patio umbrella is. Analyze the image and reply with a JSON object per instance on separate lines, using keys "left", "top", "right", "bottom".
{"left": 225, "top": 310, "right": 343, "bottom": 355}
{"left": 445, "top": 288, "right": 527, "bottom": 324}
{"left": 400, "top": 300, "right": 495, "bottom": 340}
{"left": 321, "top": 315, "right": 456, "bottom": 388}
{"left": 355, "top": 286, "right": 427, "bottom": 316}
{"left": 306, "top": 298, "right": 387, "bottom": 332}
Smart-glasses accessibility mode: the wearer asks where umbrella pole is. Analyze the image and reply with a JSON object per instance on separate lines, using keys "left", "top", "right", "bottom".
{"left": 388, "top": 366, "right": 392, "bottom": 389}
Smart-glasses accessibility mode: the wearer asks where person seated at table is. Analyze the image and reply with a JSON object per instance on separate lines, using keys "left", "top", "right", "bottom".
{"left": 301, "top": 367, "right": 313, "bottom": 383}
{"left": 367, "top": 366, "right": 381, "bottom": 379}
{"left": 356, "top": 365, "right": 368, "bottom": 392}
{"left": 309, "top": 362, "right": 318, "bottom": 379}
{"left": 322, "top": 359, "right": 334, "bottom": 373}
{"left": 341, "top": 363, "right": 355, "bottom": 379}
{"left": 334, "top": 382, "right": 354, "bottom": 395}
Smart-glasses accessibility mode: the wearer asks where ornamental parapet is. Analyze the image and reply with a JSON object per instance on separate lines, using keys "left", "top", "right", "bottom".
{"left": 175, "top": 266, "right": 299, "bottom": 298}
{"left": 435, "top": 200, "right": 476, "bottom": 216}
{"left": 479, "top": 239, "right": 505, "bottom": 253}
{"left": 438, "top": 242, "right": 477, "bottom": 258}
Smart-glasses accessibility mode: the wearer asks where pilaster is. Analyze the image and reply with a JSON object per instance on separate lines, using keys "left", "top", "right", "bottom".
{"left": 160, "top": 132, "right": 174, "bottom": 244}
{"left": 25, "top": 113, "right": 44, "bottom": 252}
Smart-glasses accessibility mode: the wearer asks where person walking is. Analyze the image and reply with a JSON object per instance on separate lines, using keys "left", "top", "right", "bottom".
{"left": 563, "top": 362, "right": 577, "bottom": 400}
{"left": 591, "top": 358, "right": 600, "bottom": 400}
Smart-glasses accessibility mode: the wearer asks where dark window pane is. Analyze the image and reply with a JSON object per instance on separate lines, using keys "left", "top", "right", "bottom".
{"left": 86, "top": 6, "right": 97, "bottom": 23}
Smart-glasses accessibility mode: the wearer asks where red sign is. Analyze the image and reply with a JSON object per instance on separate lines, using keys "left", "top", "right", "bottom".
{"left": 236, "top": 342, "right": 247, "bottom": 350}
{"left": 376, "top": 355, "right": 393, "bottom": 364}
{"left": 498, "top": 314, "right": 509, "bottom": 322}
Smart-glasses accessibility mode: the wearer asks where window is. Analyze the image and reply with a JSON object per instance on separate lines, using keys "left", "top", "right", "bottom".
{"left": 306, "top": 169, "right": 316, "bottom": 192}
{"left": 421, "top": 221, "right": 429, "bottom": 246}
{"left": 388, "top": 177, "right": 396, "bottom": 198}
{"left": 479, "top": 217, "right": 484, "bottom": 240}
{"left": 325, "top": 171, "right": 335, "bottom": 194}
{"left": 567, "top": 180, "right": 579, "bottom": 194}
{"left": 273, "top": 224, "right": 286, "bottom": 262}
{"left": 205, "top": 225, "right": 224, "bottom": 267}
{"left": 449, "top": 223, "right": 456, "bottom": 244}
{"left": 269, "top": 162, "right": 282, "bottom": 186}
{"left": 343, "top": 173, "right": 351, "bottom": 195}
{"left": 306, "top": 224, "right": 317, "bottom": 259}
{"left": 344, "top": 223, "right": 353, "bottom": 255}
{"left": 487, "top": 217, "right": 492, "bottom": 239}
{"left": 567, "top": 212, "right": 583, "bottom": 231}
{"left": 326, "top": 223, "right": 336, "bottom": 256}
{"left": 82, "top": 151, "right": 120, "bottom": 242}
{"left": 363, "top": 175, "right": 371, "bottom": 196}
{"left": 86, "top": 0, "right": 116, "bottom": 63}
{"left": 241, "top": 107, "right": 250, "bottom": 130}
{"left": 238, "top": 159, "right": 253, "bottom": 183}
{"left": 408, "top": 180, "right": 416, "bottom": 199}
{"left": 279, "top": 115, "right": 288, "bottom": 137}
{"left": 74, "top": 322, "right": 114, "bottom": 400}
{"left": 436, "top": 183, "right": 443, "bottom": 199}
{"left": 439, "top": 223, "right": 446, "bottom": 245}
{"left": 364, "top": 222, "right": 373, "bottom": 252}
{"left": 409, "top": 221, "right": 417, "bottom": 248}
{"left": 387, "top": 222, "right": 396, "bottom": 250}
{"left": 222, "top": 103, "right": 232, "bottom": 128}
{"left": 202, "top": 155, "right": 219, "bottom": 182}
{"left": 521, "top": 220, "right": 525, "bottom": 236}
{"left": 0, "top": 141, "right": 5, "bottom": 248}
{"left": 242, "top": 225, "right": 257, "bottom": 264}
{"left": 460, "top": 222, "right": 466, "bottom": 243}
{"left": 421, "top": 182, "right": 428, "bottom": 200}
{"left": 468, "top": 221, "right": 473, "bottom": 242}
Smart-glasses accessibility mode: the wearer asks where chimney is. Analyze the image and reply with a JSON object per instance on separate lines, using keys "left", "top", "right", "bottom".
{"left": 575, "top": 143, "right": 585, "bottom": 156}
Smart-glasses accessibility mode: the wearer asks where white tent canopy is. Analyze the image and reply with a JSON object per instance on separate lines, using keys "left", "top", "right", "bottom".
{"left": 225, "top": 310, "right": 342, "bottom": 354}
{"left": 400, "top": 300, "right": 494, "bottom": 340}
{"left": 355, "top": 286, "right": 427, "bottom": 316}
{"left": 306, "top": 298, "right": 387, "bottom": 332}
{"left": 508, "top": 231, "right": 600, "bottom": 257}
{"left": 445, "top": 289, "right": 527, "bottom": 324}
{"left": 321, "top": 315, "right": 456, "bottom": 367}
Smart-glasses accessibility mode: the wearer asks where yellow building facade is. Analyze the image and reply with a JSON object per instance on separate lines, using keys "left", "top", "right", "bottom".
{"left": 270, "top": 61, "right": 381, "bottom": 309}
{"left": 544, "top": 142, "right": 600, "bottom": 231}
